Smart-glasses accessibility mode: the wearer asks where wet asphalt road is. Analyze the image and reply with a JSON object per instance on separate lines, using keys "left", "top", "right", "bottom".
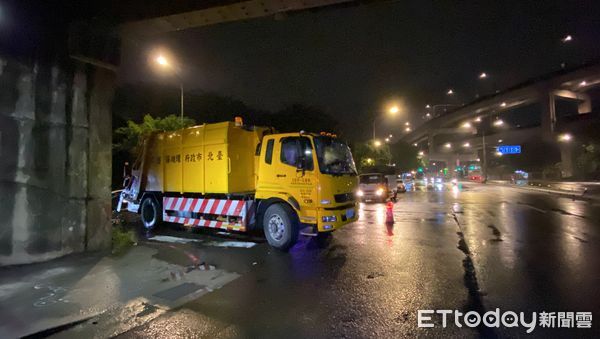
{"left": 119, "top": 183, "right": 600, "bottom": 338}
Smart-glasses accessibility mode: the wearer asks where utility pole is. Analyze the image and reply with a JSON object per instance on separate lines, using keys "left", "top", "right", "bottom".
{"left": 482, "top": 131, "right": 488, "bottom": 183}
{"left": 180, "top": 83, "right": 184, "bottom": 123}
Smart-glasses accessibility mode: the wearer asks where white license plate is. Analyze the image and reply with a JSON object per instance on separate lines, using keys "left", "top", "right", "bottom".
{"left": 345, "top": 208, "right": 355, "bottom": 219}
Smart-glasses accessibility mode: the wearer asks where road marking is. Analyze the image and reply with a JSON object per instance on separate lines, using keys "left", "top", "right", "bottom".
{"left": 148, "top": 235, "right": 201, "bottom": 244}
{"left": 148, "top": 235, "right": 256, "bottom": 248}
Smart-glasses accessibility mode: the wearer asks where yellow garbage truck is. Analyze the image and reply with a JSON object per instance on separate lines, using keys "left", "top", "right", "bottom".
{"left": 118, "top": 118, "right": 358, "bottom": 250}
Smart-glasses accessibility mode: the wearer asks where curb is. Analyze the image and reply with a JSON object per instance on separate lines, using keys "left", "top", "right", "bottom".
{"left": 484, "top": 182, "right": 600, "bottom": 202}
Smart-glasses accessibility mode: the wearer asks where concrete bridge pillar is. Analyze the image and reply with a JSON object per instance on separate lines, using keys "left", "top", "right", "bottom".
{"left": 539, "top": 88, "right": 556, "bottom": 142}
{"left": 0, "top": 57, "right": 114, "bottom": 265}
{"left": 559, "top": 143, "right": 574, "bottom": 178}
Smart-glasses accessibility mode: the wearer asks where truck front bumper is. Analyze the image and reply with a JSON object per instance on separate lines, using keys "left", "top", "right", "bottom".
{"left": 315, "top": 203, "right": 359, "bottom": 232}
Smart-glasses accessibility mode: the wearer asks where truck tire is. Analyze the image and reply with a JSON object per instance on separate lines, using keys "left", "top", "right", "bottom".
{"left": 140, "top": 197, "right": 161, "bottom": 230}
{"left": 263, "top": 203, "right": 299, "bottom": 251}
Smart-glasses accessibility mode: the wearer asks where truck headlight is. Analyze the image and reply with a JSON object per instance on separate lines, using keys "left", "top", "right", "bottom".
{"left": 322, "top": 216, "right": 337, "bottom": 222}
{"left": 356, "top": 190, "right": 364, "bottom": 197}
{"left": 376, "top": 188, "right": 384, "bottom": 196}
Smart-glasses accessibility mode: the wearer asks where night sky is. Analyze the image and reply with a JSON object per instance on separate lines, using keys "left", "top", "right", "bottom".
{"left": 119, "top": 1, "right": 600, "bottom": 140}
{"left": 3, "top": 1, "right": 600, "bottom": 140}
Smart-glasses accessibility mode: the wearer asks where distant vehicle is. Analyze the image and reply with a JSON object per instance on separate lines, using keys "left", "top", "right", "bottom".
{"left": 423, "top": 175, "right": 446, "bottom": 190}
{"left": 511, "top": 170, "right": 529, "bottom": 186}
{"left": 396, "top": 179, "right": 406, "bottom": 193}
{"left": 467, "top": 170, "right": 483, "bottom": 182}
{"left": 357, "top": 173, "right": 393, "bottom": 202}
{"left": 400, "top": 173, "right": 414, "bottom": 191}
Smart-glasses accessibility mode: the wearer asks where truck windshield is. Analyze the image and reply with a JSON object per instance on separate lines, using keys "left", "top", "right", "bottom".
{"left": 359, "top": 175, "right": 384, "bottom": 184}
{"left": 313, "top": 136, "right": 357, "bottom": 176}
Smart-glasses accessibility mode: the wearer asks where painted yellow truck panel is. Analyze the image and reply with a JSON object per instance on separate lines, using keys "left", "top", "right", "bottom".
{"left": 143, "top": 122, "right": 265, "bottom": 194}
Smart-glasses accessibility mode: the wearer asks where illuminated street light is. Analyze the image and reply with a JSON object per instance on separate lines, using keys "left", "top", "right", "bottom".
{"left": 413, "top": 143, "right": 418, "bottom": 147}
{"left": 479, "top": 72, "right": 488, "bottom": 79}
{"left": 447, "top": 89, "right": 454, "bottom": 95}
{"left": 374, "top": 140, "right": 382, "bottom": 147}
{"left": 426, "top": 113, "right": 431, "bottom": 118}
{"left": 405, "top": 127, "right": 412, "bottom": 132}
{"left": 558, "top": 133, "right": 572, "bottom": 142}
{"left": 444, "top": 143, "right": 452, "bottom": 148}
{"left": 475, "top": 117, "right": 481, "bottom": 122}
{"left": 462, "top": 122, "right": 472, "bottom": 128}
{"left": 476, "top": 158, "right": 481, "bottom": 162}
{"left": 405, "top": 122, "right": 410, "bottom": 126}
{"left": 579, "top": 80, "right": 587, "bottom": 87}
{"left": 493, "top": 119, "right": 504, "bottom": 126}
{"left": 154, "top": 54, "right": 184, "bottom": 122}
{"left": 500, "top": 102, "right": 507, "bottom": 107}
{"left": 373, "top": 103, "right": 401, "bottom": 140}
{"left": 463, "top": 142, "right": 470, "bottom": 148}
{"left": 562, "top": 35, "right": 573, "bottom": 43}
{"left": 418, "top": 151, "right": 424, "bottom": 156}
{"left": 426, "top": 104, "right": 431, "bottom": 109}
{"left": 156, "top": 55, "right": 169, "bottom": 66}
{"left": 498, "top": 139, "right": 503, "bottom": 143}
{"left": 389, "top": 134, "right": 393, "bottom": 138}
{"left": 385, "top": 137, "right": 390, "bottom": 142}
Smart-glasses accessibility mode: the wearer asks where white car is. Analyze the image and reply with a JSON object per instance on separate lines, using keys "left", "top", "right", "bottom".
{"left": 357, "top": 173, "right": 392, "bottom": 203}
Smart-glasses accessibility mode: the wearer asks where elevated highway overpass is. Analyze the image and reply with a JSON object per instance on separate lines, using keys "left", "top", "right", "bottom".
{"left": 400, "top": 62, "right": 600, "bottom": 178}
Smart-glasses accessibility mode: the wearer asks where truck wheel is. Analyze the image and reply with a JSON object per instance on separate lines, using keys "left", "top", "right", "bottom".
{"left": 140, "top": 197, "right": 161, "bottom": 230}
{"left": 263, "top": 204, "right": 299, "bottom": 251}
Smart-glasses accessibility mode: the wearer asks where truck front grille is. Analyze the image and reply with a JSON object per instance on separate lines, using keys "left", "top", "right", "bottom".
{"left": 334, "top": 192, "right": 354, "bottom": 203}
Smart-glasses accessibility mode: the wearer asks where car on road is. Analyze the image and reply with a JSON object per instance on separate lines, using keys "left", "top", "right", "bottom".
{"left": 357, "top": 173, "right": 393, "bottom": 202}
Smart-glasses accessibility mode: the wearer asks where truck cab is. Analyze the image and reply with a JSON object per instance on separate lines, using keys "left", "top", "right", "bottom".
{"left": 256, "top": 133, "right": 358, "bottom": 247}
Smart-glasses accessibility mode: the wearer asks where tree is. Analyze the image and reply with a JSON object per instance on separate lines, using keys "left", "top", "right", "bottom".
{"left": 114, "top": 114, "right": 196, "bottom": 154}
{"left": 351, "top": 141, "right": 392, "bottom": 172}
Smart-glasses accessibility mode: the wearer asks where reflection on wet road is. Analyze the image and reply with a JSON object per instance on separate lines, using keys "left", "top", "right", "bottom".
{"left": 120, "top": 183, "right": 600, "bottom": 338}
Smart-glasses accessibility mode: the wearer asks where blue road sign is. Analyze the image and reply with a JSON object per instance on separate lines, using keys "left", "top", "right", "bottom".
{"left": 497, "top": 145, "right": 521, "bottom": 154}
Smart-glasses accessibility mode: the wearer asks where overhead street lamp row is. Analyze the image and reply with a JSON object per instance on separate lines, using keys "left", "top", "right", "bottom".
{"left": 422, "top": 34, "right": 574, "bottom": 121}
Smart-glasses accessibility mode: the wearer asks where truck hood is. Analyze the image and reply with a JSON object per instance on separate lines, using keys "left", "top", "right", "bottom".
{"left": 319, "top": 174, "right": 358, "bottom": 202}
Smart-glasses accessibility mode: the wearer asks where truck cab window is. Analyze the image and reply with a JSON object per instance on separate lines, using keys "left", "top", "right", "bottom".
{"left": 280, "top": 137, "right": 314, "bottom": 170}
{"left": 255, "top": 142, "right": 262, "bottom": 156}
{"left": 265, "top": 139, "right": 274, "bottom": 164}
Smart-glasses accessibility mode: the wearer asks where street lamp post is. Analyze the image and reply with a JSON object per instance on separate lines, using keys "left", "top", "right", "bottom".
{"left": 482, "top": 131, "right": 487, "bottom": 183}
{"left": 179, "top": 83, "right": 184, "bottom": 122}
{"left": 373, "top": 105, "right": 399, "bottom": 141}
{"left": 156, "top": 55, "right": 184, "bottom": 123}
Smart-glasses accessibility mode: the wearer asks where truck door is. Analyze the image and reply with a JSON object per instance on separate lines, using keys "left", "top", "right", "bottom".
{"left": 275, "top": 136, "right": 318, "bottom": 209}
